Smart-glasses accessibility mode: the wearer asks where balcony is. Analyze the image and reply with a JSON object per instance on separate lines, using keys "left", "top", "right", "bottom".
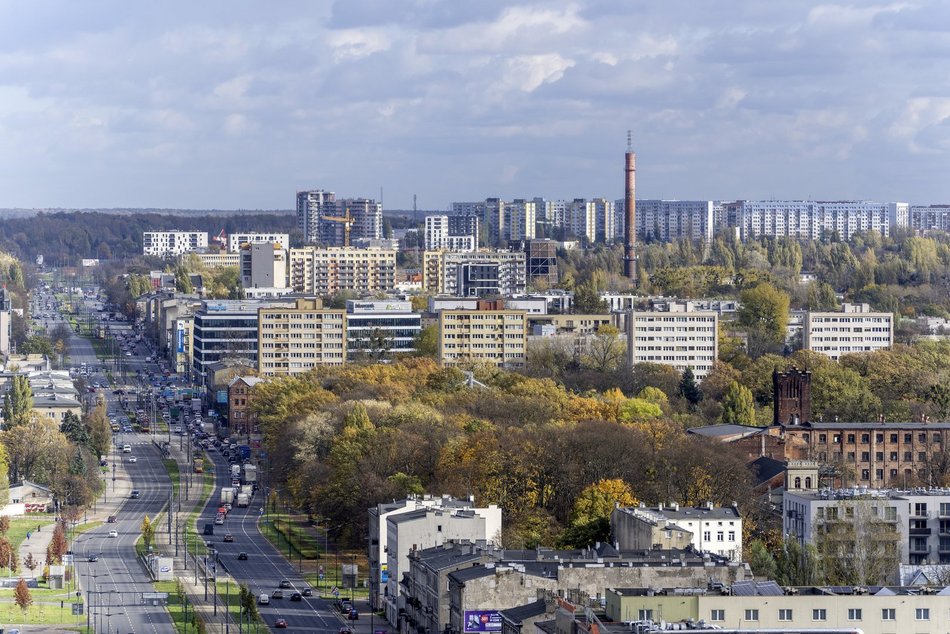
{"left": 909, "top": 527, "right": 932, "bottom": 536}
{"left": 909, "top": 542, "right": 930, "bottom": 554}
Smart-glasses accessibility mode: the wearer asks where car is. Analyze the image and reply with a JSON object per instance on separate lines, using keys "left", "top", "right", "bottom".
{"left": 203, "top": 524, "right": 214, "bottom": 536}
{"left": 122, "top": 444, "right": 131, "bottom": 453}
{"left": 237, "top": 552, "right": 248, "bottom": 560}
{"left": 278, "top": 580, "right": 292, "bottom": 589}
{"left": 302, "top": 587, "right": 313, "bottom": 597}
{"left": 275, "top": 619, "right": 288, "bottom": 629}
{"left": 290, "top": 592, "right": 302, "bottom": 601}
{"left": 128, "top": 456, "right": 137, "bottom": 463}
{"left": 258, "top": 594, "right": 270, "bottom": 605}
{"left": 125, "top": 352, "right": 132, "bottom": 356}
{"left": 130, "top": 490, "right": 140, "bottom": 499}
{"left": 348, "top": 609, "right": 359, "bottom": 621}
{"left": 108, "top": 530, "right": 118, "bottom": 538}
{"left": 223, "top": 534, "right": 234, "bottom": 543}
{"left": 88, "top": 554, "right": 99, "bottom": 562}
{"left": 214, "top": 516, "right": 225, "bottom": 525}
{"left": 271, "top": 590, "right": 284, "bottom": 599}
{"left": 107, "top": 515, "right": 117, "bottom": 523}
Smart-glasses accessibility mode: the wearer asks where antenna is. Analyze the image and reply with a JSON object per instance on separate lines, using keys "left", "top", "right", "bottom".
{"left": 627, "top": 129, "right": 633, "bottom": 152}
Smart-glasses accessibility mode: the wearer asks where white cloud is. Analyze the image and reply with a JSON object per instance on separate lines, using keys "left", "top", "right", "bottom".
{"left": 326, "top": 28, "right": 391, "bottom": 61}
{"left": 503, "top": 53, "right": 575, "bottom": 92}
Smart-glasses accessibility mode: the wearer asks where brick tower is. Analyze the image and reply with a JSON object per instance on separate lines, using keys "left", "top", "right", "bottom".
{"left": 773, "top": 368, "right": 812, "bottom": 426}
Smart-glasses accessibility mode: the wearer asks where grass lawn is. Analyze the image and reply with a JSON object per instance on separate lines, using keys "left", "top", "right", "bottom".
{"left": 163, "top": 458, "right": 181, "bottom": 497}
{"left": 6, "top": 517, "right": 56, "bottom": 551}
{"left": 0, "top": 598, "right": 83, "bottom": 627}
{"left": 71, "top": 520, "right": 104, "bottom": 538}
{"left": 155, "top": 580, "right": 197, "bottom": 634}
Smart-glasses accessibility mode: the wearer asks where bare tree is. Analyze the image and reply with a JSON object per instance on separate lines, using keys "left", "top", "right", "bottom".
{"left": 813, "top": 497, "right": 901, "bottom": 586}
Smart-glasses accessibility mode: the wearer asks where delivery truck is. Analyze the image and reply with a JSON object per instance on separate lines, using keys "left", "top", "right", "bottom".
{"left": 236, "top": 492, "right": 250, "bottom": 508}
{"left": 220, "top": 487, "right": 235, "bottom": 505}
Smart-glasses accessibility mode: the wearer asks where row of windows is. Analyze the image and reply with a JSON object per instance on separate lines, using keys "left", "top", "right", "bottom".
{"left": 708, "top": 607, "right": 924, "bottom": 622}
{"left": 803, "top": 431, "right": 943, "bottom": 444}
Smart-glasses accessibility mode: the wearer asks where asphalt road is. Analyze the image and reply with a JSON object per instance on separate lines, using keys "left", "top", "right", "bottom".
{"left": 202, "top": 449, "right": 348, "bottom": 633}
{"left": 72, "top": 438, "right": 175, "bottom": 634}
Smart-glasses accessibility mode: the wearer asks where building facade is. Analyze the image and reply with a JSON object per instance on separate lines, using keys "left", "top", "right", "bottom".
{"left": 143, "top": 231, "right": 209, "bottom": 257}
{"left": 910, "top": 205, "right": 950, "bottom": 233}
{"left": 227, "top": 375, "right": 263, "bottom": 434}
{"left": 625, "top": 308, "right": 718, "bottom": 380}
{"left": 296, "top": 189, "right": 336, "bottom": 244}
{"left": 191, "top": 299, "right": 294, "bottom": 379}
{"left": 425, "top": 216, "right": 477, "bottom": 252}
{"left": 612, "top": 503, "right": 743, "bottom": 562}
{"left": 804, "top": 302, "right": 894, "bottom": 360}
{"left": 227, "top": 233, "right": 290, "bottom": 253}
{"left": 239, "top": 242, "right": 288, "bottom": 289}
{"left": 345, "top": 299, "right": 421, "bottom": 357}
{"left": 423, "top": 251, "right": 527, "bottom": 297}
{"left": 288, "top": 247, "right": 396, "bottom": 296}
{"left": 438, "top": 307, "right": 527, "bottom": 369}
{"left": 737, "top": 200, "right": 908, "bottom": 241}
{"left": 636, "top": 200, "right": 715, "bottom": 243}
{"left": 257, "top": 298, "right": 346, "bottom": 376}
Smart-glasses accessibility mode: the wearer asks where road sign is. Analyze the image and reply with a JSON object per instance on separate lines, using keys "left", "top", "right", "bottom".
{"left": 63, "top": 554, "right": 74, "bottom": 565}
{"left": 331, "top": 586, "right": 340, "bottom": 597}
{"left": 142, "top": 592, "right": 169, "bottom": 600}
{"left": 72, "top": 602, "right": 84, "bottom": 615}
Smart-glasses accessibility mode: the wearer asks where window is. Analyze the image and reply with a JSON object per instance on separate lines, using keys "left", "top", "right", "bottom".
{"left": 847, "top": 434, "right": 856, "bottom": 443}
{"left": 805, "top": 477, "right": 812, "bottom": 488}
{"left": 916, "top": 607, "right": 930, "bottom": 620}
{"left": 847, "top": 608, "right": 862, "bottom": 620}
{"left": 637, "top": 609, "right": 653, "bottom": 621}
{"left": 794, "top": 477, "right": 801, "bottom": 488}
{"left": 890, "top": 433, "right": 898, "bottom": 442}
{"left": 778, "top": 609, "right": 792, "bottom": 621}
{"left": 881, "top": 608, "right": 895, "bottom": 620}
{"left": 711, "top": 609, "right": 724, "bottom": 621}
{"left": 812, "top": 608, "right": 826, "bottom": 621}
{"left": 744, "top": 609, "right": 758, "bottom": 621}
{"left": 728, "top": 531, "right": 735, "bottom": 541}
{"left": 703, "top": 531, "right": 711, "bottom": 541}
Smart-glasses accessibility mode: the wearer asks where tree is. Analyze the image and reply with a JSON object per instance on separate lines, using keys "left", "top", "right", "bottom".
{"left": 746, "top": 540, "right": 777, "bottom": 580}
{"left": 572, "top": 282, "right": 608, "bottom": 314}
{"left": 174, "top": 265, "right": 194, "bottom": 294}
{"left": 61, "top": 411, "right": 90, "bottom": 447}
{"left": 737, "top": 283, "right": 790, "bottom": 357}
{"left": 0, "top": 516, "right": 9, "bottom": 535}
{"left": 2, "top": 375, "right": 33, "bottom": 428}
{"left": 141, "top": 515, "right": 155, "bottom": 552}
{"left": 774, "top": 538, "right": 820, "bottom": 586}
{"left": 571, "top": 478, "right": 637, "bottom": 527}
{"left": 85, "top": 402, "right": 113, "bottom": 459}
{"left": 679, "top": 368, "right": 703, "bottom": 406}
{"left": 719, "top": 381, "right": 756, "bottom": 425}
{"left": 23, "top": 553, "right": 36, "bottom": 578}
{"left": 413, "top": 325, "right": 438, "bottom": 358}
{"left": 581, "top": 325, "right": 625, "bottom": 373}
{"left": 813, "top": 499, "right": 901, "bottom": 586}
{"left": 0, "top": 537, "right": 15, "bottom": 572}
{"left": 14, "top": 577, "right": 31, "bottom": 611}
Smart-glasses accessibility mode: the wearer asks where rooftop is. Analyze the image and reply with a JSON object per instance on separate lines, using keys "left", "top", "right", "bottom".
{"left": 789, "top": 486, "right": 950, "bottom": 501}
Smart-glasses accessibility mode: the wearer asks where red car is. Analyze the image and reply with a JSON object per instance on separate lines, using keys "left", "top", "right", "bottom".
{"left": 275, "top": 618, "right": 288, "bottom": 628}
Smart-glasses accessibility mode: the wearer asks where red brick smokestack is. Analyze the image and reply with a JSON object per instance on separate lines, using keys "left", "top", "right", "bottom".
{"left": 623, "top": 131, "right": 637, "bottom": 282}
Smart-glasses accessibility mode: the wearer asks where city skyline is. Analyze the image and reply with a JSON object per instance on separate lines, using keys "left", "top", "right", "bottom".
{"left": 2, "top": 2, "right": 950, "bottom": 209}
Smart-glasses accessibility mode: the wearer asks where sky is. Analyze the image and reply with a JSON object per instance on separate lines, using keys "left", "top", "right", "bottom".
{"left": 1, "top": 1, "right": 950, "bottom": 210}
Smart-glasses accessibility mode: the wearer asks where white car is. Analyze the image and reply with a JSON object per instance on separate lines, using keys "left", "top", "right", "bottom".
{"left": 122, "top": 444, "right": 132, "bottom": 453}
{"left": 108, "top": 530, "right": 118, "bottom": 538}
{"left": 128, "top": 456, "right": 137, "bottom": 463}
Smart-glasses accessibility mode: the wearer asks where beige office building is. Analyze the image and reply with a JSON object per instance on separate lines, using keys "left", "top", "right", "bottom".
{"left": 258, "top": 298, "right": 346, "bottom": 376}
{"left": 288, "top": 247, "right": 396, "bottom": 296}
{"left": 805, "top": 302, "right": 894, "bottom": 360}
{"left": 625, "top": 308, "right": 718, "bottom": 380}
{"left": 438, "top": 309, "right": 527, "bottom": 369}
{"left": 187, "top": 252, "right": 241, "bottom": 268}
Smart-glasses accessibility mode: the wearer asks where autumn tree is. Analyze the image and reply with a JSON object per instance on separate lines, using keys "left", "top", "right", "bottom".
{"left": 581, "top": 325, "right": 625, "bottom": 373}
{"left": 562, "top": 478, "right": 637, "bottom": 548}
{"left": 141, "top": 515, "right": 155, "bottom": 552}
{"left": 813, "top": 499, "right": 901, "bottom": 586}
{"left": 85, "top": 401, "right": 113, "bottom": 459}
{"left": 719, "top": 381, "right": 756, "bottom": 425}
{"left": 1, "top": 375, "right": 33, "bottom": 428}
{"left": 736, "top": 283, "right": 790, "bottom": 357}
{"left": 0, "top": 515, "right": 9, "bottom": 535}
{"left": 23, "top": 552, "right": 36, "bottom": 578}
{"left": 0, "top": 537, "right": 15, "bottom": 572}
{"left": 14, "top": 577, "right": 31, "bottom": 611}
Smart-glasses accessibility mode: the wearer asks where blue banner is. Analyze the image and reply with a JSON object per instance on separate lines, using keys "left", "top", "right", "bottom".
{"left": 177, "top": 327, "right": 185, "bottom": 353}
{"left": 464, "top": 611, "right": 502, "bottom": 633}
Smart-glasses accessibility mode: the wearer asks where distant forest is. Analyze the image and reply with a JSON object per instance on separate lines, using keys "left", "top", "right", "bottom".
{"left": 0, "top": 211, "right": 298, "bottom": 264}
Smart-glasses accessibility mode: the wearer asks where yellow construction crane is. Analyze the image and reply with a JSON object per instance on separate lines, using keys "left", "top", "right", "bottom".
{"left": 321, "top": 207, "right": 355, "bottom": 247}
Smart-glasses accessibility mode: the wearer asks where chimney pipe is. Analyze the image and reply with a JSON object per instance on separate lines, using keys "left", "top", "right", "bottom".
{"left": 623, "top": 131, "right": 637, "bottom": 283}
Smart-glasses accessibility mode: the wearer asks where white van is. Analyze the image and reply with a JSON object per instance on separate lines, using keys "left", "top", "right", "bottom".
{"left": 122, "top": 444, "right": 132, "bottom": 453}
{"left": 258, "top": 594, "right": 270, "bottom": 605}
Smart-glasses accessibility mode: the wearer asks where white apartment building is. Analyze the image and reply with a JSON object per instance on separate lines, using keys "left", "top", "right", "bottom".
{"left": 567, "top": 198, "right": 597, "bottom": 243}
{"left": 143, "top": 231, "right": 209, "bottom": 257}
{"left": 423, "top": 250, "right": 527, "bottom": 297}
{"left": 533, "top": 198, "right": 567, "bottom": 229}
{"left": 612, "top": 503, "right": 743, "bottom": 562}
{"left": 339, "top": 197, "right": 383, "bottom": 242}
{"left": 424, "top": 216, "right": 477, "bottom": 252}
{"left": 503, "top": 199, "right": 536, "bottom": 241}
{"left": 438, "top": 309, "right": 527, "bottom": 369}
{"left": 296, "top": 189, "right": 336, "bottom": 244}
{"left": 625, "top": 307, "right": 718, "bottom": 380}
{"left": 239, "top": 242, "right": 287, "bottom": 289}
{"left": 636, "top": 200, "right": 715, "bottom": 243}
{"left": 590, "top": 197, "right": 618, "bottom": 243}
{"left": 188, "top": 252, "right": 241, "bottom": 268}
{"left": 738, "top": 200, "right": 909, "bottom": 241}
{"left": 288, "top": 247, "right": 396, "bottom": 296}
{"left": 367, "top": 495, "right": 502, "bottom": 612}
{"left": 227, "top": 233, "right": 290, "bottom": 253}
{"left": 257, "top": 298, "right": 346, "bottom": 376}
{"left": 804, "top": 302, "right": 894, "bottom": 360}
{"left": 910, "top": 204, "right": 950, "bottom": 232}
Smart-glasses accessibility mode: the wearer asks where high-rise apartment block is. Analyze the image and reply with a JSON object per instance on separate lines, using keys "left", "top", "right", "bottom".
{"left": 143, "top": 231, "right": 209, "bottom": 257}
{"left": 567, "top": 198, "right": 597, "bottom": 243}
{"left": 296, "top": 189, "right": 382, "bottom": 246}
{"left": 503, "top": 199, "right": 536, "bottom": 241}
{"left": 804, "top": 302, "right": 894, "bottom": 360}
{"left": 910, "top": 205, "right": 950, "bottom": 232}
{"left": 737, "top": 200, "right": 908, "bottom": 241}
{"left": 626, "top": 306, "right": 718, "bottom": 380}
{"left": 227, "top": 233, "right": 289, "bottom": 253}
{"left": 424, "top": 216, "right": 476, "bottom": 251}
{"left": 437, "top": 305, "right": 527, "bottom": 368}
{"left": 258, "top": 298, "right": 346, "bottom": 376}
{"left": 288, "top": 247, "right": 396, "bottom": 296}
{"left": 636, "top": 200, "right": 715, "bottom": 243}
{"left": 423, "top": 250, "right": 526, "bottom": 297}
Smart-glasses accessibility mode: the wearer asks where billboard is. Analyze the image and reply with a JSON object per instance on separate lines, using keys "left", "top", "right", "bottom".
{"left": 464, "top": 611, "right": 502, "bottom": 633}
{"left": 176, "top": 326, "right": 185, "bottom": 353}
{"left": 380, "top": 563, "right": 388, "bottom": 583}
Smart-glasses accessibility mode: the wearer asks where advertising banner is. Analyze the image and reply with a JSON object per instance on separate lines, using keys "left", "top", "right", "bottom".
{"left": 464, "top": 611, "right": 502, "bottom": 633}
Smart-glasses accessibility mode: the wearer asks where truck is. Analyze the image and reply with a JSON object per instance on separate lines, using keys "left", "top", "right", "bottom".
{"left": 242, "top": 464, "right": 257, "bottom": 484}
{"left": 237, "top": 445, "right": 251, "bottom": 461}
{"left": 191, "top": 398, "right": 202, "bottom": 413}
{"left": 220, "top": 487, "right": 235, "bottom": 505}
{"left": 230, "top": 464, "right": 241, "bottom": 479}
{"left": 240, "top": 484, "right": 253, "bottom": 499}
{"left": 236, "top": 492, "right": 250, "bottom": 508}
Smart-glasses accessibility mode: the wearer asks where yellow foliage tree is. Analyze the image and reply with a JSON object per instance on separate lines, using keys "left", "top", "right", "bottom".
{"left": 571, "top": 478, "right": 638, "bottom": 526}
